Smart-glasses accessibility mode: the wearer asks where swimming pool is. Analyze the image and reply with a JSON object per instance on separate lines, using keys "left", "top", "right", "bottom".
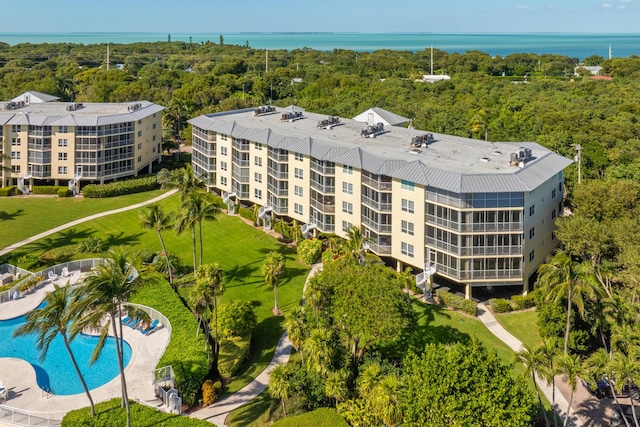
{"left": 0, "top": 310, "right": 132, "bottom": 396}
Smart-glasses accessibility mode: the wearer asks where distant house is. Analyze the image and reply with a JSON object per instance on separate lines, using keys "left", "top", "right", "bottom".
{"left": 420, "top": 74, "right": 451, "bottom": 83}
{"left": 574, "top": 65, "right": 603, "bottom": 76}
{"left": 10, "top": 91, "right": 59, "bottom": 104}
{"left": 353, "top": 107, "right": 410, "bottom": 127}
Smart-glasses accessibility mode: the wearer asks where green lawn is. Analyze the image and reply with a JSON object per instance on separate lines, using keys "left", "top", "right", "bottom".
{"left": 9, "top": 193, "right": 309, "bottom": 395}
{"left": 495, "top": 309, "right": 542, "bottom": 350}
{"left": 0, "top": 190, "right": 168, "bottom": 250}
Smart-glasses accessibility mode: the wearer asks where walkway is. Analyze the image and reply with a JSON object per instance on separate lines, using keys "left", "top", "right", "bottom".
{"left": 0, "top": 189, "right": 178, "bottom": 257}
{"left": 477, "top": 302, "right": 583, "bottom": 427}
{"left": 191, "top": 262, "right": 323, "bottom": 427}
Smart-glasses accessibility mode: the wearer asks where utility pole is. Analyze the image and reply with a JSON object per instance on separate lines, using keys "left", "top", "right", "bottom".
{"left": 265, "top": 50, "right": 268, "bottom": 73}
{"left": 106, "top": 43, "right": 110, "bottom": 70}
{"left": 575, "top": 144, "right": 583, "bottom": 184}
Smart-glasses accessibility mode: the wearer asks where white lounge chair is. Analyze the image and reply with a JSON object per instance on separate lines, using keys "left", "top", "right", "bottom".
{"left": 0, "top": 380, "right": 7, "bottom": 403}
{"left": 61, "top": 267, "right": 70, "bottom": 278}
{"left": 48, "top": 271, "right": 58, "bottom": 282}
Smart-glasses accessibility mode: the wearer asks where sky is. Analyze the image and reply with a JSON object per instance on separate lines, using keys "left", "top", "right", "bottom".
{"left": 2, "top": 0, "right": 638, "bottom": 34}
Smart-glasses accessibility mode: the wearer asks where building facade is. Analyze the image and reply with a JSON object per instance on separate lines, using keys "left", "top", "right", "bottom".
{"left": 189, "top": 106, "right": 572, "bottom": 296}
{"left": 0, "top": 92, "right": 164, "bottom": 190}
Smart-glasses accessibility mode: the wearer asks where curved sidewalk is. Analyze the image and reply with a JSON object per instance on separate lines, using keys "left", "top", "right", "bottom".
{"left": 477, "top": 302, "right": 583, "bottom": 427}
{"left": 191, "top": 262, "right": 323, "bottom": 427}
{"left": 0, "top": 189, "right": 178, "bottom": 257}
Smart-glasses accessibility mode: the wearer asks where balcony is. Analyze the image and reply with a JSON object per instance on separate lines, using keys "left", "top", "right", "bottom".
{"left": 426, "top": 237, "right": 460, "bottom": 255}
{"left": 459, "top": 269, "right": 523, "bottom": 281}
{"left": 310, "top": 198, "right": 335, "bottom": 214}
{"left": 232, "top": 156, "right": 250, "bottom": 167}
{"left": 460, "top": 222, "right": 524, "bottom": 233}
{"left": 362, "top": 195, "right": 392, "bottom": 212}
{"left": 267, "top": 166, "right": 289, "bottom": 180}
{"left": 232, "top": 168, "right": 250, "bottom": 183}
{"left": 232, "top": 139, "right": 250, "bottom": 151}
{"left": 192, "top": 143, "right": 216, "bottom": 157}
{"left": 460, "top": 246, "right": 523, "bottom": 256}
{"left": 310, "top": 161, "right": 335, "bottom": 175}
{"left": 192, "top": 157, "right": 216, "bottom": 171}
{"left": 310, "top": 180, "right": 335, "bottom": 194}
{"left": 362, "top": 175, "right": 392, "bottom": 192}
{"left": 367, "top": 242, "right": 392, "bottom": 255}
{"left": 268, "top": 149, "right": 288, "bottom": 162}
{"left": 193, "top": 127, "right": 216, "bottom": 142}
{"left": 75, "top": 142, "right": 100, "bottom": 150}
{"left": 361, "top": 217, "right": 392, "bottom": 234}
{"left": 267, "top": 183, "right": 288, "bottom": 197}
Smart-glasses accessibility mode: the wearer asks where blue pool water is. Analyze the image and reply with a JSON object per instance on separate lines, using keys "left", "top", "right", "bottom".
{"left": 0, "top": 308, "right": 132, "bottom": 396}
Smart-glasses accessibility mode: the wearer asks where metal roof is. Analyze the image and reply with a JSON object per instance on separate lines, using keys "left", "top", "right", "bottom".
{"left": 188, "top": 106, "right": 573, "bottom": 193}
{"left": 353, "top": 107, "right": 410, "bottom": 126}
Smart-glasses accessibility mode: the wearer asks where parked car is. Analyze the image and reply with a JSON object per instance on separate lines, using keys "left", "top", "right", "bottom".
{"left": 583, "top": 377, "right": 640, "bottom": 401}
{"left": 610, "top": 404, "right": 640, "bottom": 426}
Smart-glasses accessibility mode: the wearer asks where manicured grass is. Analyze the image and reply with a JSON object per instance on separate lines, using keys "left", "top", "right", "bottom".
{"left": 10, "top": 193, "right": 309, "bottom": 396}
{"left": 0, "top": 190, "right": 168, "bottom": 250}
{"left": 225, "top": 391, "right": 274, "bottom": 427}
{"left": 271, "top": 408, "right": 349, "bottom": 427}
{"left": 61, "top": 398, "right": 212, "bottom": 426}
{"left": 495, "top": 309, "right": 542, "bottom": 350}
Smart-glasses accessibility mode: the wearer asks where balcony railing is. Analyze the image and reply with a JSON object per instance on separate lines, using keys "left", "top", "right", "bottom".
{"left": 310, "top": 180, "right": 335, "bottom": 194}
{"left": 192, "top": 143, "right": 216, "bottom": 157}
{"left": 368, "top": 242, "right": 392, "bottom": 255}
{"left": 460, "top": 246, "right": 523, "bottom": 256}
{"left": 362, "top": 175, "right": 392, "bottom": 192}
{"left": 361, "top": 217, "right": 392, "bottom": 234}
{"left": 460, "top": 222, "right": 524, "bottom": 233}
{"left": 310, "top": 198, "right": 336, "bottom": 214}
{"left": 426, "top": 237, "right": 460, "bottom": 255}
{"left": 232, "top": 156, "right": 250, "bottom": 167}
{"left": 267, "top": 167, "right": 289, "bottom": 180}
{"left": 459, "top": 269, "right": 523, "bottom": 281}
{"left": 232, "top": 139, "right": 250, "bottom": 151}
{"left": 192, "top": 157, "right": 216, "bottom": 171}
{"left": 310, "top": 161, "right": 335, "bottom": 175}
{"left": 362, "top": 195, "right": 392, "bottom": 212}
{"left": 232, "top": 169, "right": 250, "bottom": 183}
{"left": 267, "top": 183, "right": 288, "bottom": 197}
{"left": 268, "top": 150, "right": 288, "bottom": 162}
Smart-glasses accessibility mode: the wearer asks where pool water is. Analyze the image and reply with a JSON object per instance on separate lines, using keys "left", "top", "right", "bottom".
{"left": 0, "top": 311, "right": 132, "bottom": 396}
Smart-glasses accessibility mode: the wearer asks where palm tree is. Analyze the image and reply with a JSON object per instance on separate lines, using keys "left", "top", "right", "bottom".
{"left": 357, "top": 361, "right": 382, "bottom": 399}
{"left": 14, "top": 285, "right": 95, "bottom": 416}
{"left": 586, "top": 349, "right": 629, "bottom": 427}
{"left": 262, "top": 251, "right": 285, "bottom": 315}
{"left": 344, "top": 226, "right": 373, "bottom": 265}
{"left": 178, "top": 191, "right": 220, "bottom": 268}
{"left": 168, "top": 164, "right": 202, "bottom": 200}
{"left": 470, "top": 109, "right": 489, "bottom": 141}
{"left": 538, "top": 250, "right": 602, "bottom": 355}
{"left": 190, "top": 263, "right": 225, "bottom": 361}
{"left": 305, "top": 327, "right": 334, "bottom": 375}
{"left": 268, "top": 364, "right": 292, "bottom": 417}
{"left": 175, "top": 201, "right": 198, "bottom": 276}
{"left": 284, "top": 306, "right": 307, "bottom": 364}
{"left": 610, "top": 353, "right": 640, "bottom": 427}
{"left": 371, "top": 373, "right": 403, "bottom": 427}
{"left": 325, "top": 370, "right": 349, "bottom": 407}
{"left": 139, "top": 203, "right": 175, "bottom": 287}
{"left": 73, "top": 247, "right": 143, "bottom": 427}
{"left": 539, "top": 338, "right": 560, "bottom": 427}
{"left": 556, "top": 353, "right": 583, "bottom": 427}
{"left": 514, "top": 345, "right": 550, "bottom": 427}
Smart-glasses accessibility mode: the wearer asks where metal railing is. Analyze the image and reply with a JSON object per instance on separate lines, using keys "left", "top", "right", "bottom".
{"left": 0, "top": 405, "right": 65, "bottom": 427}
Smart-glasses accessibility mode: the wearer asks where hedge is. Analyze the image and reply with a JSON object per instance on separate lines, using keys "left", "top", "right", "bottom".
{"left": 512, "top": 292, "right": 537, "bottom": 310}
{"left": 61, "top": 398, "right": 212, "bottom": 426}
{"left": 0, "top": 185, "right": 17, "bottom": 196}
{"left": 297, "top": 239, "right": 322, "bottom": 265}
{"left": 218, "top": 334, "right": 252, "bottom": 379}
{"left": 489, "top": 298, "right": 514, "bottom": 313}
{"left": 58, "top": 188, "right": 73, "bottom": 198}
{"left": 32, "top": 185, "right": 66, "bottom": 195}
{"left": 435, "top": 289, "right": 477, "bottom": 316}
{"left": 238, "top": 206, "right": 256, "bottom": 224}
{"left": 82, "top": 176, "right": 158, "bottom": 198}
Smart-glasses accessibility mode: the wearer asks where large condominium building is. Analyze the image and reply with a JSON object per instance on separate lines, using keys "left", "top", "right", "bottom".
{"left": 0, "top": 91, "right": 164, "bottom": 191}
{"left": 189, "top": 106, "right": 572, "bottom": 296}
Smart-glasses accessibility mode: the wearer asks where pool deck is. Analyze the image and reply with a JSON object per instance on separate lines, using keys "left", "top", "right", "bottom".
{"left": 0, "top": 272, "right": 170, "bottom": 420}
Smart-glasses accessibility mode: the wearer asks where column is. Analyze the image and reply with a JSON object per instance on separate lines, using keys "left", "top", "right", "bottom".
{"left": 465, "top": 283, "right": 472, "bottom": 300}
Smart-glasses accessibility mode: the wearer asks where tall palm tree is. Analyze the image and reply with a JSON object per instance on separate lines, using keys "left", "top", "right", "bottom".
{"left": 556, "top": 353, "right": 583, "bottom": 427}
{"left": 190, "top": 263, "right": 225, "bottom": 361}
{"left": 371, "top": 373, "right": 403, "bottom": 427}
{"left": 325, "top": 370, "right": 349, "bottom": 407}
{"left": 284, "top": 306, "right": 307, "bottom": 364}
{"left": 139, "top": 203, "right": 175, "bottom": 287}
{"left": 14, "top": 285, "right": 95, "bottom": 416}
{"left": 344, "top": 226, "right": 373, "bottom": 266}
{"left": 305, "top": 327, "right": 334, "bottom": 375}
{"left": 586, "top": 349, "right": 629, "bottom": 427}
{"left": 610, "top": 353, "right": 640, "bottom": 427}
{"left": 175, "top": 201, "right": 198, "bottom": 276}
{"left": 73, "top": 247, "right": 143, "bottom": 427}
{"left": 515, "top": 345, "right": 550, "bottom": 427}
{"left": 538, "top": 250, "right": 602, "bottom": 355}
{"left": 262, "top": 251, "right": 285, "bottom": 315}
{"left": 539, "top": 338, "right": 560, "bottom": 427}
{"left": 178, "top": 191, "right": 220, "bottom": 268}
{"left": 470, "top": 109, "right": 489, "bottom": 141}
{"left": 268, "top": 364, "right": 292, "bottom": 417}
{"left": 168, "top": 164, "right": 202, "bottom": 200}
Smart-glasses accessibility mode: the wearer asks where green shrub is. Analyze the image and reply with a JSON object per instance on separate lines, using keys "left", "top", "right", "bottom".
{"left": 0, "top": 185, "right": 17, "bottom": 196}
{"left": 78, "top": 236, "right": 105, "bottom": 253}
{"left": 82, "top": 176, "right": 158, "bottom": 198}
{"left": 218, "top": 334, "right": 252, "bottom": 379}
{"left": 32, "top": 185, "right": 66, "bottom": 195}
{"left": 297, "top": 239, "right": 322, "bottom": 265}
{"left": 218, "top": 300, "right": 257, "bottom": 338}
{"left": 512, "top": 292, "right": 537, "bottom": 310}
{"left": 436, "top": 289, "right": 477, "bottom": 316}
{"left": 202, "top": 379, "right": 216, "bottom": 405}
{"left": 321, "top": 249, "right": 335, "bottom": 266}
{"left": 238, "top": 207, "right": 256, "bottom": 223}
{"left": 490, "top": 298, "right": 514, "bottom": 313}
{"left": 57, "top": 188, "right": 73, "bottom": 198}
{"left": 18, "top": 274, "right": 44, "bottom": 294}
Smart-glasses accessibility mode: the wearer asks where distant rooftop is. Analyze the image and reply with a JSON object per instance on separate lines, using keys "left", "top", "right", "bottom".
{"left": 353, "top": 107, "right": 409, "bottom": 127}
{"left": 190, "top": 105, "right": 573, "bottom": 193}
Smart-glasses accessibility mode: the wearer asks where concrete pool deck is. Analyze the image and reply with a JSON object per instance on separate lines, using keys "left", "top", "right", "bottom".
{"left": 0, "top": 271, "right": 170, "bottom": 422}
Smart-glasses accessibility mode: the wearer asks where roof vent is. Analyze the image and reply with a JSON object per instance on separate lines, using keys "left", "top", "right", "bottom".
{"left": 410, "top": 133, "right": 434, "bottom": 148}
{"left": 480, "top": 157, "right": 490, "bottom": 162}
{"left": 361, "top": 122, "right": 384, "bottom": 138}
{"left": 66, "top": 103, "right": 84, "bottom": 111}
{"left": 254, "top": 105, "right": 276, "bottom": 116}
{"left": 510, "top": 147, "right": 532, "bottom": 166}
{"left": 317, "top": 116, "right": 341, "bottom": 129}
{"left": 127, "top": 103, "right": 141, "bottom": 112}
{"left": 492, "top": 150, "right": 502, "bottom": 156}
{"left": 281, "top": 111, "right": 303, "bottom": 122}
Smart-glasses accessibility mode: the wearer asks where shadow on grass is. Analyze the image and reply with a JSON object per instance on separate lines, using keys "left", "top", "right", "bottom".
{"left": 0, "top": 209, "right": 25, "bottom": 222}
{"left": 225, "top": 390, "right": 275, "bottom": 427}
{"left": 104, "top": 230, "right": 145, "bottom": 247}
{"left": 28, "top": 228, "right": 95, "bottom": 252}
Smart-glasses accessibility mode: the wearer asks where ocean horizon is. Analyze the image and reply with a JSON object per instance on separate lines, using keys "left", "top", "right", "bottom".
{"left": 0, "top": 32, "right": 639, "bottom": 59}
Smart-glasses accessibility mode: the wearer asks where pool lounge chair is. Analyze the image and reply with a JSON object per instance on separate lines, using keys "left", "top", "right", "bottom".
{"left": 141, "top": 319, "right": 159, "bottom": 335}
{"left": 120, "top": 315, "right": 131, "bottom": 325}
{"left": 61, "top": 267, "right": 70, "bottom": 278}
{"left": 47, "top": 271, "right": 58, "bottom": 282}
{"left": 125, "top": 317, "right": 139, "bottom": 328}
{"left": 0, "top": 380, "right": 7, "bottom": 403}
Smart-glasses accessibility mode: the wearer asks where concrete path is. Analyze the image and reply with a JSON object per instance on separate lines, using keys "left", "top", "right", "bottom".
{"left": 191, "top": 262, "right": 323, "bottom": 427}
{"left": 477, "top": 302, "right": 583, "bottom": 427}
{"left": 0, "top": 189, "right": 178, "bottom": 257}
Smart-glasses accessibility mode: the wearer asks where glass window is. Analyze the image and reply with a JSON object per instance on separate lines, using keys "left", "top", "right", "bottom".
{"left": 294, "top": 203, "right": 303, "bottom": 215}
{"left": 221, "top": 161, "right": 227, "bottom": 171}
{"left": 529, "top": 250, "right": 535, "bottom": 261}
{"left": 342, "top": 221, "right": 353, "bottom": 231}
{"left": 12, "top": 165, "right": 20, "bottom": 173}
{"left": 294, "top": 168, "right": 304, "bottom": 179}
{"left": 58, "top": 152, "right": 68, "bottom": 161}
{"left": 254, "top": 189, "right": 262, "bottom": 199}
{"left": 401, "top": 180, "right": 415, "bottom": 191}
{"left": 295, "top": 152, "right": 304, "bottom": 161}
{"left": 401, "top": 198, "right": 414, "bottom": 214}
{"left": 58, "top": 166, "right": 67, "bottom": 174}
{"left": 11, "top": 151, "right": 20, "bottom": 160}
{"left": 552, "top": 209, "right": 556, "bottom": 219}
{"left": 58, "top": 126, "right": 68, "bottom": 133}
{"left": 342, "top": 182, "right": 353, "bottom": 195}
{"left": 401, "top": 242, "right": 414, "bottom": 257}
{"left": 343, "top": 165, "right": 353, "bottom": 175}
{"left": 254, "top": 142, "right": 262, "bottom": 150}
{"left": 529, "top": 205, "right": 535, "bottom": 216}
{"left": 220, "top": 176, "right": 227, "bottom": 185}
{"left": 255, "top": 172, "right": 262, "bottom": 183}
{"left": 342, "top": 201, "right": 353, "bottom": 215}
{"left": 529, "top": 227, "right": 535, "bottom": 239}
{"left": 294, "top": 185, "right": 303, "bottom": 197}
{"left": 401, "top": 220, "right": 414, "bottom": 235}
{"left": 254, "top": 156, "right": 262, "bottom": 166}
{"left": 137, "top": 131, "right": 142, "bottom": 137}
{"left": 552, "top": 189, "right": 557, "bottom": 199}
{"left": 12, "top": 125, "right": 21, "bottom": 132}
{"left": 221, "top": 146, "right": 227, "bottom": 156}
{"left": 11, "top": 138, "right": 20, "bottom": 146}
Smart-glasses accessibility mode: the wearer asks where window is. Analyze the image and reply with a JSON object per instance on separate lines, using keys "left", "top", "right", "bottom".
{"left": 220, "top": 161, "right": 227, "bottom": 171}
{"left": 138, "top": 119, "right": 142, "bottom": 125}
{"left": 254, "top": 156, "right": 262, "bottom": 166}
{"left": 552, "top": 209, "right": 557, "bottom": 219}
{"left": 153, "top": 146, "right": 156, "bottom": 153}
{"left": 295, "top": 152, "right": 304, "bottom": 161}
{"left": 11, "top": 151, "right": 20, "bottom": 160}
{"left": 401, "top": 198, "right": 415, "bottom": 214}
{"left": 401, "top": 220, "right": 414, "bottom": 235}
{"left": 529, "top": 205, "right": 535, "bottom": 216}
{"left": 294, "top": 168, "right": 303, "bottom": 179}
{"left": 342, "top": 221, "right": 353, "bottom": 231}
{"left": 11, "top": 138, "right": 20, "bottom": 146}
{"left": 254, "top": 189, "right": 262, "bottom": 199}
{"left": 294, "top": 203, "right": 303, "bottom": 215}
{"left": 12, "top": 125, "right": 21, "bottom": 133}
{"left": 552, "top": 189, "right": 557, "bottom": 199}
{"left": 153, "top": 113, "right": 156, "bottom": 118}
{"left": 153, "top": 123, "right": 157, "bottom": 129}
{"left": 137, "top": 156, "right": 142, "bottom": 162}
{"left": 529, "top": 250, "right": 535, "bottom": 262}
{"left": 221, "top": 146, "right": 227, "bottom": 156}
{"left": 254, "top": 142, "right": 262, "bottom": 150}
{"left": 220, "top": 134, "right": 228, "bottom": 141}
{"left": 153, "top": 135, "right": 157, "bottom": 141}
{"left": 58, "top": 126, "right": 68, "bottom": 133}
{"left": 12, "top": 165, "right": 20, "bottom": 173}
{"left": 342, "top": 182, "right": 353, "bottom": 195}
{"left": 58, "top": 152, "right": 68, "bottom": 161}
{"left": 558, "top": 182, "right": 562, "bottom": 193}
{"left": 137, "top": 131, "right": 142, "bottom": 137}
{"left": 220, "top": 176, "right": 227, "bottom": 185}
{"left": 58, "top": 166, "right": 67, "bottom": 174}
{"left": 343, "top": 165, "right": 353, "bottom": 175}
{"left": 401, "top": 180, "right": 415, "bottom": 191}
{"left": 294, "top": 185, "right": 303, "bottom": 197}
{"left": 255, "top": 172, "right": 262, "bottom": 183}
{"left": 529, "top": 227, "right": 535, "bottom": 239}
{"left": 137, "top": 143, "right": 142, "bottom": 150}
{"left": 401, "top": 242, "right": 414, "bottom": 257}
{"left": 342, "top": 201, "right": 353, "bottom": 215}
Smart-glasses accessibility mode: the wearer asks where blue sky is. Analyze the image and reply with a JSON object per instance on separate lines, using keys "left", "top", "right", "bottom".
{"left": 3, "top": 0, "right": 638, "bottom": 33}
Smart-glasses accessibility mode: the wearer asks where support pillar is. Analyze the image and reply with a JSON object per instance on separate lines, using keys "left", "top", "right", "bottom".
{"left": 148, "top": 163, "right": 153, "bottom": 174}
{"left": 465, "top": 284, "right": 472, "bottom": 300}
{"left": 54, "top": 179, "right": 59, "bottom": 186}
{"left": 396, "top": 260, "right": 403, "bottom": 273}
{"left": 523, "top": 276, "right": 530, "bottom": 295}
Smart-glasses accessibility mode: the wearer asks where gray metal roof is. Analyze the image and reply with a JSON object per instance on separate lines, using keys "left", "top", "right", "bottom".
{"left": 353, "top": 107, "right": 410, "bottom": 126}
{"left": 188, "top": 106, "right": 573, "bottom": 193}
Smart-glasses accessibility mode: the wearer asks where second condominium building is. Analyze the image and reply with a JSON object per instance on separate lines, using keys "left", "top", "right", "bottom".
{"left": 189, "top": 106, "right": 572, "bottom": 296}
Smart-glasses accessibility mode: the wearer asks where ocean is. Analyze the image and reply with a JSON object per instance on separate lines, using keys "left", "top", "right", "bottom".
{"left": 0, "top": 32, "right": 639, "bottom": 59}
